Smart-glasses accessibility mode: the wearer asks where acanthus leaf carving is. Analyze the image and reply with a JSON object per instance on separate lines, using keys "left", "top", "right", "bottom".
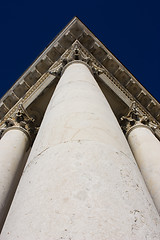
{"left": 120, "top": 102, "right": 158, "bottom": 135}
{"left": 48, "top": 40, "right": 105, "bottom": 77}
{"left": 0, "top": 104, "right": 39, "bottom": 143}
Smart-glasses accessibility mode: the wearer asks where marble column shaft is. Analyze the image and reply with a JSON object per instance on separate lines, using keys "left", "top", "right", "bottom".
{"left": 127, "top": 124, "right": 160, "bottom": 214}
{"left": 1, "top": 62, "right": 160, "bottom": 239}
{"left": 0, "top": 127, "right": 29, "bottom": 232}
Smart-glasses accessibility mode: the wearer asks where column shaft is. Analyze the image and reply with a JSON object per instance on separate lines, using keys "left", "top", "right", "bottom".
{"left": 0, "top": 128, "right": 29, "bottom": 231}
{"left": 127, "top": 124, "right": 160, "bottom": 213}
{"left": 1, "top": 62, "right": 160, "bottom": 239}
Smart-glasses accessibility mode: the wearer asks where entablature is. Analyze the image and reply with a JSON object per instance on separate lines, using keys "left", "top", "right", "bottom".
{"left": 0, "top": 17, "right": 159, "bottom": 139}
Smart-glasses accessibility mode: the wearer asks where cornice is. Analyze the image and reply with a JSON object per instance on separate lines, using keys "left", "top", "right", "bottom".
{"left": 0, "top": 17, "right": 159, "bottom": 134}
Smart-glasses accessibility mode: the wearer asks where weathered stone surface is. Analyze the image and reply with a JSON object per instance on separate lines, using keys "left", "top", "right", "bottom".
{"left": 114, "top": 68, "right": 131, "bottom": 86}
{"left": 127, "top": 124, "right": 160, "bottom": 214}
{"left": 58, "top": 31, "right": 75, "bottom": 49}
{"left": 0, "top": 18, "right": 160, "bottom": 237}
{"left": 24, "top": 69, "right": 41, "bottom": 87}
{"left": 137, "top": 91, "right": 151, "bottom": 107}
{"left": 1, "top": 63, "right": 160, "bottom": 239}
{"left": 79, "top": 31, "right": 95, "bottom": 50}
{"left": 13, "top": 81, "right": 29, "bottom": 98}
{"left": 47, "top": 47, "right": 61, "bottom": 62}
{"left": 69, "top": 21, "right": 83, "bottom": 38}
{"left": 3, "top": 93, "right": 18, "bottom": 109}
{"left": 126, "top": 79, "right": 141, "bottom": 96}
{"left": 0, "top": 128, "right": 29, "bottom": 232}
{"left": 0, "top": 103, "right": 8, "bottom": 119}
{"left": 36, "top": 57, "right": 52, "bottom": 74}
{"left": 90, "top": 42, "right": 107, "bottom": 62}
{"left": 103, "top": 56, "right": 119, "bottom": 74}
{"left": 0, "top": 17, "right": 159, "bottom": 128}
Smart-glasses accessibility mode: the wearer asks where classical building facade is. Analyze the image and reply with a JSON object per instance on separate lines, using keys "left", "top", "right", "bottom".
{"left": 0, "top": 17, "right": 160, "bottom": 239}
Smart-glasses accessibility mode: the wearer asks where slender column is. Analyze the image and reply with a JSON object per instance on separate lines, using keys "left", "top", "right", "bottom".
{"left": 1, "top": 62, "right": 160, "bottom": 239}
{"left": 0, "top": 127, "right": 29, "bottom": 231}
{"left": 121, "top": 107, "right": 160, "bottom": 214}
{"left": 0, "top": 106, "right": 36, "bottom": 232}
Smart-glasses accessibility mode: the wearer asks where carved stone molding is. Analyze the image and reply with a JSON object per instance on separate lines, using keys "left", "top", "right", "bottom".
{"left": 0, "top": 17, "right": 160, "bottom": 126}
{"left": 0, "top": 39, "right": 159, "bottom": 142}
{"left": 0, "top": 104, "right": 39, "bottom": 143}
{"left": 48, "top": 40, "right": 104, "bottom": 77}
{"left": 120, "top": 102, "right": 158, "bottom": 135}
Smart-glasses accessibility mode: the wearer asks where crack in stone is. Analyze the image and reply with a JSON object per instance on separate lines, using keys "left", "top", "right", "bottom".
{"left": 36, "top": 147, "right": 50, "bottom": 157}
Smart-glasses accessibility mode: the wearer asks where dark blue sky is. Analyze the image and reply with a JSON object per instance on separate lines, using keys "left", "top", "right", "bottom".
{"left": 0, "top": 0, "right": 159, "bottom": 101}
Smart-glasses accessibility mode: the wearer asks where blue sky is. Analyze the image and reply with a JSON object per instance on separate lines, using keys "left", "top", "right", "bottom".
{"left": 0, "top": 0, "right": 159, "bottom": 101}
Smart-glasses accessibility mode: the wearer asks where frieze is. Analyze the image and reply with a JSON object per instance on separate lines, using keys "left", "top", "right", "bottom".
{"left": 0, "top": 17, "right": 159, "bottom": 137}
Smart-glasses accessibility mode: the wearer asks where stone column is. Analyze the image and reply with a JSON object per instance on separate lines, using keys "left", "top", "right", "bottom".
{"left": 121, "top": 106, "right": 160, "bottom": 214}
{"left": 0, "top": 127, "right": 29, "bottom": 232}
{"left": 1, "top": 61, "right": 160, "bottom": 239}
{"left": 0, "top": 106, "right": 35, "bottom": 232}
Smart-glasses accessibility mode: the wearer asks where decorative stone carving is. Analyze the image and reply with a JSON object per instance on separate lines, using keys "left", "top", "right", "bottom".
{"left": 2, "top": 60, "right": 160, "bottom": 239}
{"left": 0, "top": 17, "right": 160, "bottom": 126}
{"left": 0, "top": 104, "right": 38, "bottom": 142}
{"left": 48, "top": 40, "right": 104, "bottom": 77}
{"left": 121, "top": 102, "right": 158, "bottom": 135}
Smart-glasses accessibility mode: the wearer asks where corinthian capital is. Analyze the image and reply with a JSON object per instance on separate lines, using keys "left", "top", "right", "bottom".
{"left": 48, "top": 40, "right": 104, "bottom": 77}
{"left": 120, "top": 102, "right": 157, "bottom": 135}
{"left": 0, "top": 105, "right": 39, "bottom": 142}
